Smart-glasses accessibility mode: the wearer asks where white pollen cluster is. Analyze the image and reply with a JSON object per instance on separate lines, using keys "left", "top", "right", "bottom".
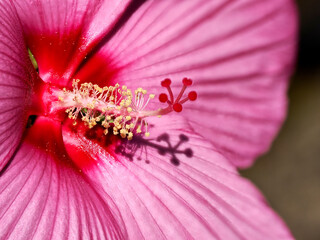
{"left": 60, "top": 79, "right": 155, "bottom": 140}
{"left": 54, "top": 77, "right": 196, "bottom": 140}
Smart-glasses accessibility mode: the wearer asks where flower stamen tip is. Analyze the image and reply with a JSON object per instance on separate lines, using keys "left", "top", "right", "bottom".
{"left": 158, "top": 77, "right": 197, "bottom": 112}
{"left": 161, "top": 78, "right": 171, "bottom": 87}
{"left": 182, "top": 77, "right": 193, "bottom": 86}
{"left": 159, "top": 93, "right": 168, "bottom": 103}
{"left": 55, "top": 78, "right": 196, "bottom": 139}
{"left": 173, "top": 103, "right": 183, "bottom": 112}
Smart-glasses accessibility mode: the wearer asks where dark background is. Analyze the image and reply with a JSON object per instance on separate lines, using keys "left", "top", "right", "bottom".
{"left": 241, "top": 1, "right": 320, "bottom": 239}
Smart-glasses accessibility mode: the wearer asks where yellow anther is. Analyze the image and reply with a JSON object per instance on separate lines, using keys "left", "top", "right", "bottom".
{"left": 73, "top": 121, "right": 77, "bottom": 126}
{"left": 125, "top": 100, "right": 131, "bottom": 107}
{"left": 102, "top": 121, "right": 108, "bottom": 128}
{"left": 127, "top": 132, "right": 133, "bottom": 140}
{"left": 87, "top": 103, "right": 95, "bottom": 109}
{"left": 64, "top": 79, "right": 165, "bottom": 140}
{"left": 120, "top": 129, "right": 127, "bottom": 138}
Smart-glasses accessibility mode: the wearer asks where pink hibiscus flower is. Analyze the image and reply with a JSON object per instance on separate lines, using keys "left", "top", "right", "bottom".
{"left": 0, "top": 0, "right": 297, "bottom": 239}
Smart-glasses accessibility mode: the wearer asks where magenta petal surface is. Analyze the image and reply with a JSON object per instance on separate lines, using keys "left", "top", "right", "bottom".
{"left": 0, "top": 1, "right": 34, "bottom": 171}
{"left": 63, "top": 116, "right": 293, "bottom": 239}
{"left": 0, "top": 119, "right": 126, "bottom": 240}
{"left": 14, "top": 0, "right": 131, "bottom": 84}
{"left": 96, "top": 0, "right": 297, "bottom": 168}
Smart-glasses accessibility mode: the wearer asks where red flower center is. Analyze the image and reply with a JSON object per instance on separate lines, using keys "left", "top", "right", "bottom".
{"left": 32, "top": 76, "right": 197, "bottom": 140}
{"left": 26, "top": 46, "right": 197, "bottom": 170}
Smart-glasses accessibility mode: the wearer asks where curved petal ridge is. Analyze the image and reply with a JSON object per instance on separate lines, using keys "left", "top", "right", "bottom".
{"left": 0, "top": 0, "right": 35, "bottom": 171}
{"left": 66, "top": 116, "right": 294, "bottom": 240}
{"left": 107, "top": 0, "right": 230, "bottom": 62}
{"left": 0, "top": 130, "right": 127, "bottom": 240}
{"left": 109, "top": 2, "right": 291, "bottom": 74}
{"left": 96, "top": 0, "right": 297, "bottom": 168}
{"left": 119, "top": 159, "right": 244, "bottom": 239}
{"left": 13, "top": 0, "right": 131, "bottom": 84}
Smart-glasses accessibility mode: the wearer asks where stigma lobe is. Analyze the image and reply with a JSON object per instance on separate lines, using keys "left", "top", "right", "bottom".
{"left": 159, "top": 78, "right": 198, "bottom": 112}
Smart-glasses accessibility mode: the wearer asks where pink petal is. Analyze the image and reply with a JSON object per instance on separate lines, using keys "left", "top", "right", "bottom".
{"left": 0, "top": 117, "right": 126, "bottom": 239}
{"left": 14, "top": 0, "right": 131, "bottom": 85}
{"left": 62, "top": 116, "right": 293, "bottom": 239}
{"left": 0, "top": 0, "right": 35, "bottom": 171}
{"left": 85, "top": 0, "right": 297, "bottom": 168}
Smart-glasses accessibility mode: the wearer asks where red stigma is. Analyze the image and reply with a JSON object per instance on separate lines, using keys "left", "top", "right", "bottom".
{"left": 173, "top": 103, "right": 183, "bottom": 112}
{"left": 182, "top": 78, "right": 193, "bottom": 86}
{"left": 158, "top": 77, "right": 197, "bottom": 114}
{"left": 188, "top": 91, "right": 197, "bottom": 101}
{"left": 159, "top": 93, "right": 168, "bottom": 103}
{"left": 161, "top": 78, "right": 172, "bottom": 87}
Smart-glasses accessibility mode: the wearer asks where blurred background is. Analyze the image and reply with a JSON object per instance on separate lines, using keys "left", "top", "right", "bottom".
{"left": 241, "top": 0, "right": 320, "bottom": 239}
